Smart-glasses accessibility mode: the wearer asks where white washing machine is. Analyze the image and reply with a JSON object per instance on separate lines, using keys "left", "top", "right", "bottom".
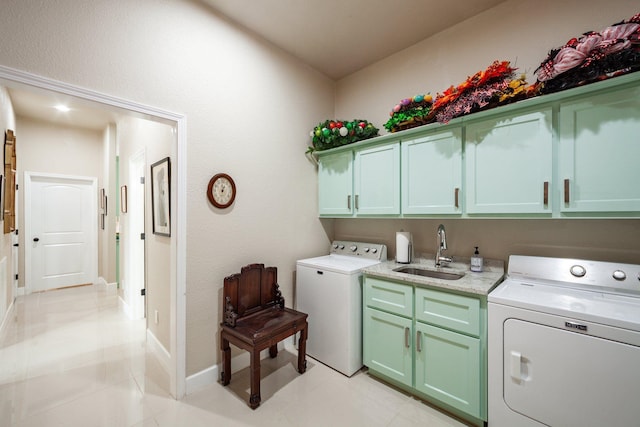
{"left": 296, "top": 241, "right": 387, "bottom": 376}
{"left": 488, "top": 255, "right": 640, "bottom": 427}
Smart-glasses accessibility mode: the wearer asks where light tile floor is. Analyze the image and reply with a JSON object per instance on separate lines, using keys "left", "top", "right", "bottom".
{"left": 0, "top": 284, "right": 469, "bottom": 426}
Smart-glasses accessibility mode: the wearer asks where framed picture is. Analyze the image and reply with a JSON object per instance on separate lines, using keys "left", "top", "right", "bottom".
{"left": 151, "top": 157, "right": 171, "bottom": 236}
{"left": 120, "top": 185, "right": 128, "bottom": 213}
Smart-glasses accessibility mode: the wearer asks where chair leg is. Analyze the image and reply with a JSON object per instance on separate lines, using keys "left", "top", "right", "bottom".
{"left": 249, "top": 349, "right": 261, "bottom": 409}
{"left": 221, "top": 334, "right": 231, "bottom": 386}
{"left": 269, "top": 344, "right": 278, "bottom": 358}
{"left": 297, "top": 326, "right": 307, "bottom": 374}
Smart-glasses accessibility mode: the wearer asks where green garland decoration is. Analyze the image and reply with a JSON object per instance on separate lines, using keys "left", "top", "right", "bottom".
{"left": 308, "top": 119, "right": 379, "bottom": 153}
{"left": 384, "top": 94, "right": 434, "bottom": 133}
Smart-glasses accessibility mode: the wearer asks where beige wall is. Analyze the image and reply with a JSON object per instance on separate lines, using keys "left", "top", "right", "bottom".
{"left": 0, "top": 0, "right": 335, "bottom": 376}
{"left": 333, "top": 0, "right": 640, "bottom": 266}
{"left": 16, "top": 116, "right": 104, "bottom": 287}
{"left": 0, "top": 86, "right": 16, "bottom": 327}
{"left": 117, "top": 116, "right": 174, "bottom": 351}
{"left": 335, "top": 0, "right": 640, "bottom": 128}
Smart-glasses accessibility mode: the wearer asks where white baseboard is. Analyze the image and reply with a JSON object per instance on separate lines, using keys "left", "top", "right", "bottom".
{"left": 185, "top": 336, "right": 297, "bottom": 395}
{"left": 147, "top": 328, "right": 171, "bottom": 375}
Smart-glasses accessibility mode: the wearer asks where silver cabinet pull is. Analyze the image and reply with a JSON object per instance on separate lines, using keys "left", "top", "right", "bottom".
{"left": 454, "top": 187, "right": 459, "bottom": 208}
{"left": 347, "top": 195, "right": 351, "bottom": 209}
{"left": 543, "top": 181, "right": 549, "bottom": 206}
{"left": 416, "top": 330, "right": 422, "bottom": 352}
{"left": 404, "top": 327, "right": 410, "bottom": 348}
{"left": 564, "top": 179, "right": 570, "bottom": 204}
{"left": 355, "top": 194, "right": 359, "bottom": 210}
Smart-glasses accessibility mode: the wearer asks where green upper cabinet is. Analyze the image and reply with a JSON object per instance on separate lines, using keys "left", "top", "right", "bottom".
{"left": 401, "top": 128, "right": 462, "bottom": 215}
{"left": 318, "top": 150, "right": 353, "bottom": 216}
{"left": 559, "top": 85, "right": 640, "bottom": 214}
{"left": 465, "top": 109, "right": 553, "bottom": 214}
{"left": 316, "top": 73, "right": 640, "bottom": 218}
{"left": 353, "top": 142, "right": 400, "bottom": 215}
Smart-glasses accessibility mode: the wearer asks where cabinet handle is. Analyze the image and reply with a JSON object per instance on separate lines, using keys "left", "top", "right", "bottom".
{"left": 454, "top": 187, "right": 459, "bottom": 208}
{"left": 416, "top": 330, "right": 422, "bottom": 352}
{"left": 564, "top": 179, "right": 570, "bottom": 204}
{"left": 347, "top": 195, "right": 351, "bottom": 209}
{"left": 543, "top": 181, "right": 549, "bottom": 206}
{"left": 355, "top": 194, "right": 359, "bottom": 210}
{"left": 404, "top": 327, "right": 410, "bottom": 348}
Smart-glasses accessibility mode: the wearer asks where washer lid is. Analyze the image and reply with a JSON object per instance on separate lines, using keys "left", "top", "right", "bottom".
{"left": 297, "top": 254, "right": 381, "bottom": 274}
{"left": 489, "top": 279, "right": 640, "bottom": 332}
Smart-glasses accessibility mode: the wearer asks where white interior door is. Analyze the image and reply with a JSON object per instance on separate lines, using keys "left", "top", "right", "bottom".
{"left": 25, "top": 173, "right": 98, "bottom": 293}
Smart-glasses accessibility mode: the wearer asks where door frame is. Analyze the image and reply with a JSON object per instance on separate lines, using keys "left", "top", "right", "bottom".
{"left": 0, "top": 64, "right": 187, "bottom": 399}
{"left": 126, "top": 148, "right": 146, "bottom": 320}
{"left": 24, "top": 172, "right": 98, "bottom": 294}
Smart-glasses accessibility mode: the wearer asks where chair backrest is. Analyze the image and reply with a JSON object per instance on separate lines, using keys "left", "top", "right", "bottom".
{"left": 223, "top": 263, "right": 281, "bottom": 322}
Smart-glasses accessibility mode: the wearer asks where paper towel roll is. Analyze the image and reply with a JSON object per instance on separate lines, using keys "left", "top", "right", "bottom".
{"left": 396, "top": 231, "right": 412, "bottom": 263}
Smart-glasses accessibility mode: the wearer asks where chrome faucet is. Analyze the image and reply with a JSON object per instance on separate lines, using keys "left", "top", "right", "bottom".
{"left": 435, "top": 224, "right": 453, "bottom": 267}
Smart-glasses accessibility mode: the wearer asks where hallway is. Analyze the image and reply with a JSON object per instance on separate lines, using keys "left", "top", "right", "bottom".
{"left": 0, "top": 284, "right": 467, "bottom": 426}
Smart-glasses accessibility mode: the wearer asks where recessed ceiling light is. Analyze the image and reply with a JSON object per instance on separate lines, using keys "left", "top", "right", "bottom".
{"left": 54, "top": 104, "right": 70, "bottom": 112}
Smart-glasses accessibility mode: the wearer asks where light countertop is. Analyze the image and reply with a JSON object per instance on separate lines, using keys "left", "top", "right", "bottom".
{"left": 363, "top": 254, "right": 505, "bottom": 296}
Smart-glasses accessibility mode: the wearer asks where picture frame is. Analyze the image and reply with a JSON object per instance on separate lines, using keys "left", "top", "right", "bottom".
{"left": 151, "top": 157, "right": 171, "bottom": 236}
{"left": 120, "top": 185, "right": 128, "bottom": 213}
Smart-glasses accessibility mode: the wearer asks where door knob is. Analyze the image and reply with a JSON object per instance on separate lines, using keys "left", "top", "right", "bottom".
{"left": 33, "top": 237, "right": 39, "bottom": 242}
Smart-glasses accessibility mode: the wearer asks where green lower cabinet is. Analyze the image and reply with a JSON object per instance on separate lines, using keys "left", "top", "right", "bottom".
{"left": 363, "top": 307, "right": 412, "bottom": 387}
{"left": 415, "top": 322, "right": 481, "bottom": 418}
{"left": 363, "top": 276, "right": 487, "bottom": 425}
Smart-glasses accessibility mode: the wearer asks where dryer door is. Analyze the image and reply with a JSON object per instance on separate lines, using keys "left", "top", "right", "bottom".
{"left": 503, "top": 318, "right": 640, "bottom": 427}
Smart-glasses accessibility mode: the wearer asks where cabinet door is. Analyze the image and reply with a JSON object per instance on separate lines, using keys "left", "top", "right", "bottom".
{"left": 465, "top": 110, "right": 553, "bottom": 214}
{"left": 318, "top": 150, "right": 353, "bottom": 216}
{"left": 415, "top": 322, "right": 481, "bottom": 418}
{"left": 354, "top": 143, "right": 400, "bottom": 215}
{"left": 363, "top": 307, "right": 413, "bottom": 387}
{"left": 559, "top": 86, "right": 640, "bottom": 213}
{"left": 402, "top": 128, "right": 462, "bottom": 215}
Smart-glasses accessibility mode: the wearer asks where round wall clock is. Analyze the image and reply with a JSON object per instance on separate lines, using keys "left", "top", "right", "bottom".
{"left": 207, "top": 173, "right": 236, "bottom": 209}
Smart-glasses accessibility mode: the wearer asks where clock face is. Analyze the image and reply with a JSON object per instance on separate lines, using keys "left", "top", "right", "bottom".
{"left": 207, "top": 173, "right": 236, "bottom": 208}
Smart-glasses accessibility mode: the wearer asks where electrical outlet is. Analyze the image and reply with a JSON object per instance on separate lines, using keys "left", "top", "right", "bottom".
{"left": 154, "top": 310, "right": 159, "bottom": 324}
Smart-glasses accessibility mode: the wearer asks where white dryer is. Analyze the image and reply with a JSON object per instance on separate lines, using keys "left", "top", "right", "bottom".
{"left": 488, "top": 255, "right": 640, "bottom": 427}
{"left": 296, "top": 241, "right": 387, "bottom": 376}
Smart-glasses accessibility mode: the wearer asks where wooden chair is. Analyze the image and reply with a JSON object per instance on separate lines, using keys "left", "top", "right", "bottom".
{"left": 220, "top": 263, "right": 308, "bottom": 409}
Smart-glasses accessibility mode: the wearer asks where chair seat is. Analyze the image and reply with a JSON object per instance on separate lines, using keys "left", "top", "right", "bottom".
{"left": 222, "top": 307, "right": 307, "bottom": 345}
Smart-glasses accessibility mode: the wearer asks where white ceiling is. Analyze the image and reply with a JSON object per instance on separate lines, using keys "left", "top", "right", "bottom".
{"left": 202, "top": 0, "right": 509, "bottom": 79}
{"left": 8, "top": 0, "right": 508, "bottom": 127}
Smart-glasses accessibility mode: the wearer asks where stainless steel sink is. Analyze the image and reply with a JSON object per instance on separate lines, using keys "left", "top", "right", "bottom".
{"left": 393, "top": 266, "right": 464, "bottom": 280}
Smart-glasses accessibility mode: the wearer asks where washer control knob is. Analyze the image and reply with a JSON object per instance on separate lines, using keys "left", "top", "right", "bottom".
{"left": 570, "top": 265, "right": 586, "bottom": 278}
{"left": 332, "top": 244, "right": 339, "bottom": 249}
{"left": 371, "top": 248, "right": 378, "bottom": 254}
{"left": 349, "top": 245, "right": 357, "bottom": 252}
{"left": 339, "top": 245, "right": 345, "bottom": 250}
{"left": 612, "top": 270, "right": 626, "bottom": 281}
{"left": 363, "top": 247, "right": 370, "bottom": 253}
